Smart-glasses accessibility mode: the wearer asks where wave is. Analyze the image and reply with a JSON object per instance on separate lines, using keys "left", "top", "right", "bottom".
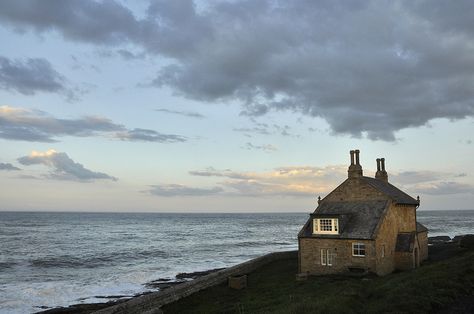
{"left": 29, "top": 248, "right": 170, "bottom": 269}
{"left": 0, "top": 261, "right": 17, "bottom": 271}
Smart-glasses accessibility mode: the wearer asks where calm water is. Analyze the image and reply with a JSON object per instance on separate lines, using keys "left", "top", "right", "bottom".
{"left": 0, "top": 210, "right": 473, "bottom": 313}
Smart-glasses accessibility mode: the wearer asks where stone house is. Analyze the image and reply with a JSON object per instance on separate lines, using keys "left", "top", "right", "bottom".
{"left": 298, "top": 150, "right": 428, "bottom": 276}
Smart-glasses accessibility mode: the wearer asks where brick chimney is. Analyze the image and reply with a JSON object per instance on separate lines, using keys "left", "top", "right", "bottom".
{"left": 375, "top": 157, "right": 388, "bottom": 183}
{"left": 348, "top": 149, "right": 363, "bottom": 178}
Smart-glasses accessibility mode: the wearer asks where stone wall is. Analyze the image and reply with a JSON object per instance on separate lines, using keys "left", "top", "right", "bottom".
{"left": 299, "top": 238, "right": 376, "bottom": 275}
{"left": 93, "top": 251, "right": 297, "bottom": 314}
{"left": 394, "top": 252, "right": 414, "bottom": 270}
{"left": 418, "top": 231, "right": 429, "bottom": 261}
{"left": 373, "top": 203, "right": 397, "bottom": 275}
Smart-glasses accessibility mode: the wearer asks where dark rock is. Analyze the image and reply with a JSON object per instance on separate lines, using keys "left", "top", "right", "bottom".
{"left": 145, "top": 280, "right": 186, "bottom": 290}
{"left": 452, "top": 235, "right": 464, "bottom": 243}
{"left": 175, "top": 267, "right": 225, "bottom": 280}
{"left": 428, "top": 236, "right": 451, "bottom": 244}
{"left": 459, "top": 234, "right": 474, "bottom": 249}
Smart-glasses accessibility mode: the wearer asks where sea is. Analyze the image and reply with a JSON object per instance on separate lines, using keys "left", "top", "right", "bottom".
{"left": 0, "top": 210, "right": 473, "bottom": 314}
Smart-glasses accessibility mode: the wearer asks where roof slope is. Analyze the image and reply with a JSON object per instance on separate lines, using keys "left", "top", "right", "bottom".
{"left": 299, "top": 200, "right": 390, "bottom": 240}
{"left": 416, "top": 222, "right": 428, "bottom": 233}
{"left": 361, "top": 176, "right": 418, "bottom": 205}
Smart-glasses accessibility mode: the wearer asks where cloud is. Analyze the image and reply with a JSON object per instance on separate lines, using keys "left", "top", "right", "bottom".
{"left": 115, "top": 128, "right": 187, "bottom": 143}
{"left": 0, "top": 56, "right": 69, "bottom": 96}
{"left": 391, "top": 171, "right": 446, "bottom": 185}
{"left": 0, "top": 162, "right": 20, "bottom": 171}
{"left": 148, "top": 1, "right": 474, "bottom": 141}
{"left": 17, "top": 149, "right": 116, "bottom": 181}
{"left": 243, "top": 142, "right": 277, "bottom": 152}
{"left": 3, "top": 1, "right": 474, "bottom": 140}
{"left": 411, "top": 181, "right": 474, "bottom": 195}
{"left": 147, "top": 184, "right": 223, "bottom": 197}
{"left": 388, "top": 170, "right": 473, "bottom": 196}
{"left": 189, "top": 165, "right": 347, "bottom": 197}
{"left": 155, "top": 108, "right": 205, "bottom": 119}
{"left": 233, "top": 120, "right": 295, "bottom": 137}
{"left": 0, "top": 106, "right": 186, "bottom": 143}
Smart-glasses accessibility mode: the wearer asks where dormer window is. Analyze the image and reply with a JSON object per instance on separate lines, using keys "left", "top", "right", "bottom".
{"left": 313, "top": 218, "right": 339, "bottom": 234}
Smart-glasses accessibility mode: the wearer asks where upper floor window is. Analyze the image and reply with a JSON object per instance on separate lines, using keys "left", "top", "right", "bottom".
{"left": 352, "top": 243, "right": 366, "bottom": 257}
{"left": 313, "top": 218, "right": 339, "bottom": 234}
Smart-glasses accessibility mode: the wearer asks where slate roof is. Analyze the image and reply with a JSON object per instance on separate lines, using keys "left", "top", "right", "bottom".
{"left": 395, "top": 233, "right": 415, "bottom": 252}
{"left": 361, "top": 176, "right": 419, "bottom": 205}
{"left": 298, "top": 200, "right": 390, "bottom": 240}
{"left": 416, "top": 222, "right": 428, "bottom": 233}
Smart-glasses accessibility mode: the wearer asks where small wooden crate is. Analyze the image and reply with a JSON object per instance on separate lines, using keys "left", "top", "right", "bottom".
{"left": 228, "top": 275, "right": 247, "bottom": 289}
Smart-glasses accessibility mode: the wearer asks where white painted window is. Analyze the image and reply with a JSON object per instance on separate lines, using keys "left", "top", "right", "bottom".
{"left": 352, "top": 243, "right": 366, "bottom": 257}
{"left": 313, "top": 218, "right": 339, "bottom": 234}
{"left": 320, "top": 249, "right": 334, "bottom": 266}
{"left": 381, "top": 245, "right": 385, "bottom": 258}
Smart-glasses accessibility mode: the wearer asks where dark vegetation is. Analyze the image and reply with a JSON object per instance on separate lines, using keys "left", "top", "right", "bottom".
{"left": 162, "top": 243, "right": 474, "bottom": 314}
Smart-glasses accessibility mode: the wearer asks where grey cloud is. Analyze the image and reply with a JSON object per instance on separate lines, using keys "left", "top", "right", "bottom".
{"left": 147, "top": 184, "right": 223, "bottom": 197}
{"left": 17, "top": 149, "right": 116, "bottom": 181}
{"left": 156, "top": 108, "right": 205, "bottom": 119}
{"left": 0, "top": 106, "right": 186, "bottom": 143}
{"left": 3, "top": 1, "right": 474, "bottom": 140}
{"left": 115, "top": 128, "right": 187, "bottom": 143}
{"left": 391, "top": 171, "right": 446, "bottom": 185}
{"left": 189, "top": 167, "right": 249, "bottom": 180}
{"left": 412, "top": 181, "right": 474, "bottom": 195}
{"left": 0, "top": 0, "right": 141, "bottom": 44}
{"left": 233, "top": 127, "right": 270, "bottom": 136}
{"left": 244, "top": 142, "right": 277, "bottom": 152}
{"left": 0, "top": 162, "right": 20, "bottom": 171}
{"left": 0, "top": 56, "right": 67, "bottom": 95}
{"left": 116, "top": 49, "right": 145, "bottom": 60}
{"left": 150, "top": 1, "right": 474, "bottom": 141}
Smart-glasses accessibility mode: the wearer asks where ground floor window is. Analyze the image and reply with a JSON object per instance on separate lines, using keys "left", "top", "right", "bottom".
{"left": 320, "top": 249, "right": 334, "bottom": 266}
{"left": 352, "top": 243, "right": 366, "bottom": 257}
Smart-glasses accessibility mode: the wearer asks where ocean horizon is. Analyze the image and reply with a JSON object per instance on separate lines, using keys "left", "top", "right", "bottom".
{"left": 1, "top": 210, "right": 473, "bottom": 313}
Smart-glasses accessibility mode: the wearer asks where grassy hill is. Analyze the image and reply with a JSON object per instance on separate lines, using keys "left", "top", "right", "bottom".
{"left": 162, "top": 244, "right": 474, "bottom": 314}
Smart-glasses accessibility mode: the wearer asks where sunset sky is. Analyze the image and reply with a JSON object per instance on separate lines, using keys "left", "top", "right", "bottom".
{"left": 0, "top": 0, "right": 473, "bottom": 212}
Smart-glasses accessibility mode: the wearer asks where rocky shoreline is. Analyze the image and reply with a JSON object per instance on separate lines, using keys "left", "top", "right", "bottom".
{"left": 36, "top": 268, "right": 226, "bottom": 314}
{"left": 37, "top": 235, "right": 473, "bottom": 314}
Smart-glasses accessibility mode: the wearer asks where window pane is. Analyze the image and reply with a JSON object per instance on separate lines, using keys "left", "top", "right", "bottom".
{"left": 327, "top": 250, "right": 333, "bottom": 266}
{"left": 321, "top": 249, "right": 327, "bottom": 265}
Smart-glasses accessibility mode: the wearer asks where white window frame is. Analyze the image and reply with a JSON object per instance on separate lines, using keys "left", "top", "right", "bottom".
{"left": 313, "top": 218, "right": 339, "bottom": 234}
{"left": 320, "top": 249, "right": 334, "bottom": 266}
{"left": 352, "top": 243, "right": 366, "bottom": 257}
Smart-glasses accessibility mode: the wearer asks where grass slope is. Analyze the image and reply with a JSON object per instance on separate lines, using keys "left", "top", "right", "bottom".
{"left": 162, "top": 245, "right": 474, "bottom": 314}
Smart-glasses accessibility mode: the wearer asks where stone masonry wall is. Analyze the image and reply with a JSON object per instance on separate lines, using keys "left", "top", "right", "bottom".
{"left": 373, "top": 203, "right": 397, "bottom": 275}
{"left": 418, "top": 231, "right": 429, "bottom": 261}
{"left": 93, "top": 251, "right": 297, "bottom": 314}
{"left": 299, "top": 238, "right": 376, "bottom": 275}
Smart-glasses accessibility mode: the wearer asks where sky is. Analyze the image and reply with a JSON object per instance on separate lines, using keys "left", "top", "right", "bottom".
{"left": 0, "top": 0, "right": 473, "bottom": 212}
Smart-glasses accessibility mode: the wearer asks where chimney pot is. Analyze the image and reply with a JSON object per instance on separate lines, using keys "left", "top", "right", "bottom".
{"left": 350, "top": 150, "right": 355, "bottom": 165}
{"left": 376, "top": 158, "right": 381, "bottom": 171}
{"left": 355, "top": 149, "right": 360, "bottom": 165}
{"left": 381, "top": 158, "right": 385, "bottom": 172}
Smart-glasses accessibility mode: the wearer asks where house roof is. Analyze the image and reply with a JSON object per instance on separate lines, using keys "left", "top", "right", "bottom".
{"left": 298, "top": 200, "right": 390, "bottom": 240}
{"left": 360, "top": 176, "right": 419, "bottom": 205}
{"left": 416, "top": 222, "right": 428, "bottom": 233}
